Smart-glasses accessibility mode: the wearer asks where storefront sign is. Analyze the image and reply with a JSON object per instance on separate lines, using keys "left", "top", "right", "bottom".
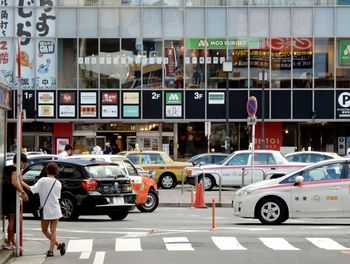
{"left": 208, "top": 92, "right": 225, "bottom": 104}
{"left": 38, "top": 105, "right": 54, "bottom": 117}
{"left": 101, "top": 92, "right": 118, "bottom": 104}
{"left": 123, "top": 92, "right": 139, "bottom": 104}
{"left": 80, "top": 105, "right": 97, "bottom": 118}
{"left": 56, "top": 137, "right": 70, "bottom": 155}
{"left": 80, "top": 92, "right": 97, "bottom": 104}
{"left": 59, "top": 105, "right": 75, "bottom": 118}
{"left": 123, "top": 105, "right": 139, "bottom": 118}
{"left": 339, "top": 40, "right": 350, "bottom": 65}
{"left": 254, "top": 122, "right": 283, "bottom": 150}
{"left": 165, "top": 105, "right": 182, "bottom": 118}
{"left": 165, "top": 92, "right": 182, "bottom": 104}
{"left": 38, "top": 91, "right": 54, "bottom": 104}
{"left": 101, "top": 105, "right": 118, "bottom": 118}
{"left": 336, "top": 91, "right": 350, "bottom": 118}
{"left": 186, "top": 38, "right": 261, "bottom": 49}
{"left": 59, "top": 91, "right": 76, "bottom": 104}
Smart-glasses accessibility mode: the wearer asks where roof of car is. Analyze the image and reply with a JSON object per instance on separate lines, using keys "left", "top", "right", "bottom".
{"left": 285, "top": 151, "right": 340, "bottom": 157}
{"left": 39, "top": 158, "right": 114, "bottom": 166}
{"left": 119, "top": 150, "right": 165, "bottom": 154}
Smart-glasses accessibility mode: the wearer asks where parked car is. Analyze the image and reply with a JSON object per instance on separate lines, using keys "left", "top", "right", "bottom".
{"left": 186, "top": 153, "right": 229, "bottom": 166}
{"left": 284, "top": 151, "right": 340, "bottom": 163}
{"left": 65, "top": 155, "right": 159, "bottom": 213}
{"left": 6, "top": 154, "right": 57, "bottom": 166}
{"left": 233, "top": 158, "right": 350, "bottom": 224}
{"left": 22, "top": 159, "right": 136, "bottom": 221}
{"left": 119, "top": 151, "right": 192, "bottom": 189}
{"left": 185, "top": 150, "right": 307, "bottom": 191}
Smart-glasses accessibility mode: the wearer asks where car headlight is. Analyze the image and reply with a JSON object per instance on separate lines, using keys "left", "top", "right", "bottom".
{"left": 237, "top": 188, "right": 256, "bottom": 196}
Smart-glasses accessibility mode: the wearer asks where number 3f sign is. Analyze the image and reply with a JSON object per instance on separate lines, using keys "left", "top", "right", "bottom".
{"left": 247, "top": 96, "right": 258, "bottom": 117}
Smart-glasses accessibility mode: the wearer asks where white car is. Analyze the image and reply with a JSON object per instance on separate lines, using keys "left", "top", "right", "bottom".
{"left": 285, "top": 151, "right": 341, "bottom": 163}
{"left": 233, "top": 158, "right": 350, "bottom": 224}
{"left": 185, "top": 150, "right": 307, "bottom": 190}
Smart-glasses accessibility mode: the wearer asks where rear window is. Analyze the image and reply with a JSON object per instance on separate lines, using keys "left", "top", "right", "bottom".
{"left": 85, "top": 165, "right": 126, "bottom": 178}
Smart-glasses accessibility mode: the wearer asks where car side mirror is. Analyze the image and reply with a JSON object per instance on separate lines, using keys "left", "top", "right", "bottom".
{"left": 192, "top": 161, "right": 197, "bottom": 166}
{"left": 294, "top": 175, "right": 304, "bottom": 186}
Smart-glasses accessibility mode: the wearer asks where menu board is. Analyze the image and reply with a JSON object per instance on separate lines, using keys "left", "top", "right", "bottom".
{"left": 58, "top": 91, "right": 77, "bottom": 118}
{"left": 37, "top": 91, "right": 55, "bottom": 118}
{"left": 143, "top": 91, "right": 162, "bottom": 119}
{"left": 100, "top": 91, "right": 119, "bottom": 119}
{"left": 79, "top": 91, "right": 97, "bottom": 118}
{"left": 185, "top": 90, "right": 205, "bottom": 119}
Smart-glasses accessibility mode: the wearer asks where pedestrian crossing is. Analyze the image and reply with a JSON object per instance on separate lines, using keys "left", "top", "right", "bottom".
{"left": 65, "top": 236, "right": 350, "bottom": 255}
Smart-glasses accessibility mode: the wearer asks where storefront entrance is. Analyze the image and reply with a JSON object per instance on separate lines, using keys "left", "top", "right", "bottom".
{"left": 22, "top": 133, "right": 53, "bottom": 153}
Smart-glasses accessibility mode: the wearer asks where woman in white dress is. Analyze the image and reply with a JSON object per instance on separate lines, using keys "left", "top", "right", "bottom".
{"left": 23, "top": 163, "right": 66, "bottom": 257}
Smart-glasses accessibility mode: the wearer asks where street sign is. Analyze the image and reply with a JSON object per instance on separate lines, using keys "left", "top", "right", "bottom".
{"left": 247, "top": 116, "right": 257, "bottom": 125}
{"left": 247, "top": 96, "right": 258, "bottom": 117}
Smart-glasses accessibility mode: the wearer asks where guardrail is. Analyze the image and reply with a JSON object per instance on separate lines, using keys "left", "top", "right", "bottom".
{"left": 241, "top": 168, "right": 266, "bottom": 187}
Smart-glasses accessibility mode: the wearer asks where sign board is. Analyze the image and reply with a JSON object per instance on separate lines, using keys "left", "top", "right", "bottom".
{"left": 339, "top": 39, "right": 350, "bottom": 65}
{"left": 247, "top": 96, "right": 258, "bottom": 117}
{"left": 223, "top": 62, "right": 233, "bottom": 72}
{"left": 247, "top": 116, "right": 257, "bottom": 125}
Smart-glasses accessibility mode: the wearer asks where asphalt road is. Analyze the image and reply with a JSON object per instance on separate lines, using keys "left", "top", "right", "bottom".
{"left": 12, "top": 207, "right": 350, "bottom": 264}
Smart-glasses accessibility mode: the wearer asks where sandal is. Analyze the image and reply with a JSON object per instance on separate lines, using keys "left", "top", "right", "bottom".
{"left": 59, "top": 242, "right": 66, "bottom": 256}
{"left": 47, "top": 250, "right": 54, "bottom": 257}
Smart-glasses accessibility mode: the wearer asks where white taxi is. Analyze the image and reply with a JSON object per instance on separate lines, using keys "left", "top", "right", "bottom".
{"left": 233, "top": 158, "right": 350, "bottom": 224}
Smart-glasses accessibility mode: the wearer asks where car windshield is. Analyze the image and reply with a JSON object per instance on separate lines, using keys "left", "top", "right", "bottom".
{"left": 85, "top": 164, "right": 126, "bottom": 179}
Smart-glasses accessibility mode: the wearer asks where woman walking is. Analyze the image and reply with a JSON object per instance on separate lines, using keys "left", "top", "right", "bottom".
{"left": 23, "top": 162, "right": 66, "bottom": 257}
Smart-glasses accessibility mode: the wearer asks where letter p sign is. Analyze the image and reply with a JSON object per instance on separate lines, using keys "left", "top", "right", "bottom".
{"left": 338, "top": 92, "right": 350, "bottom": 108}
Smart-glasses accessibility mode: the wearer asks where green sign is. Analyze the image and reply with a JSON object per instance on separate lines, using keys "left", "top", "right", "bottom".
{"left": 166, "top": 92, "right": 182, "bottom": 104}
{"left": 339, "top": 40, "right": 350, "bottom": 65}
{"left": 186, "top": 38, "right": 262, "bottom": 49}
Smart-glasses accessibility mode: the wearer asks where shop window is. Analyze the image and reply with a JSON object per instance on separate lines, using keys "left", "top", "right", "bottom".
{"left": 121, "top": 8, "right": 141, "bottom": 37}
{"left": 250, "top": 38, "right": 270, "bottom": 88}
{"left": 336, "top": 38, "right": 350, "bottom": 88}
{"left": 143, "top": 0, "right": 163, "bottom": 6}
{"left": 186, "top": 0, "right": 205, "bottom": 6}
{"left": 185, "top": 8, "right": 205, "bottom": 37}
{"left": 314, "top": 38, "right": 335, "bottom": 88}
{"left": 164, "top": 9, "right": 183, "bottom": 38}
{"left": 207, "top": 49, "right": 227, "bottom": 89}
{"left": 314, "top": 0, "right": 335, "bottom": 5}
{"left": 58, "top": 39, "right": 77, "bottom": 89}
{"left": 249, "top": 8, "right": 269, "bottom": 37}
{"left": 164, "top": 0, "right": 183, "bottom": 6}
{"left": 164, "top": 40, "right": 184, "bottom": 89}
{"left": 185, "top": 48, "right": 205, "bottom": 89}
{"left": 121, "top": 38, "right": 141, "bottom": 89}
{"left": 271, "top": 38, "right": 291, "bottom": 88}
{"left": 292, "top": 37, "right": 313, "bottom": 88}
{"left": 78, "top": 38, "right": 99, "bottom": 89}
{"left": 228, "top": 0, "right": 248, "bottom": 6}
{"left": 229, "top": 39, "right": 249, "bottom": 88}
{"left": 78, "top": 9, "right": 98, "bottom": 37}
{"left": 228, "top": 8, "right": 248, "bottom": 37}
{"left": 100, "top": 39, "right": 120, "bottom": 89}
{"left": 142, "top": 39, "right": 163, "bottom": 89}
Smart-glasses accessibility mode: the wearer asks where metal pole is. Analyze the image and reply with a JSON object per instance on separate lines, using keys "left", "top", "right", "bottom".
{"left": 251, "top": 122, "right": 255, "bottom": 185}
{"left": 261, "top": 70, "right": 265, "bottom": 149}
{"left": 225, "top": 71, "right": 230, "bottom": 153}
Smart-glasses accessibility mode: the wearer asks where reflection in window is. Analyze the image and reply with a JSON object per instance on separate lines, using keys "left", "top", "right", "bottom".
{"left": 250, "top": 38, "right": 269, "bottom": 88}
{"left": 229, "top": 39, "right": 249, "bottom": 88}
{"left": 58, "top": 39, "right": 77, "bottom": 89}
{"left": 186, "top": 0, "right": 205, "bottom": 6}
{"left": 121, "top": 39, "right": 141, "bottom": 89}
{"left": 293, "top": 38, "right": 313, "bottom": 88}
{"left": 164, "top": 40, "right": 184, "bottom": 88}
{"left": 207, "top": 49, "right": 226, "bottom": 89}
{"left": 314, "top": 38, "right": 334, "bottom": 88}
{"left": 142, "top": 39, "right": 163, "bottom": 89}
{"left": 271, "top": 38, "right": 291, "bottom": 88}
{"left": 100, "top": 39, "right": 120, "bottom": 89}
{"left": 185, "top": 48, "right": 205, "bottom": 88}
{"left": 78, "top": 39, "right": 98, "bottom": 89}
{"left": 336, "top": 38, "right": 350, "bottom": 88}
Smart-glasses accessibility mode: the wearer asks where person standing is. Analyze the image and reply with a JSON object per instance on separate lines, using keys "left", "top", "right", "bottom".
{"left": 9, "top": 138, "right": 17, "bottom": 152}
{"left": 57, "top": 144, "right": 73, "bottom": 159}
{"left": 23, "top": 163, "right": 66, "bottom": 257}
{"left": 2, "top": 153, "right": 29, "bottom": 250}
{"left": 103, "top": 142, "right": 112, "bottom": 154}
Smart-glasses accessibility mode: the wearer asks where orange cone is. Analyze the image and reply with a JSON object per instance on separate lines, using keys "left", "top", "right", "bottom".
{"left": 194, "top": 182, "right": 207, "bottom": 208}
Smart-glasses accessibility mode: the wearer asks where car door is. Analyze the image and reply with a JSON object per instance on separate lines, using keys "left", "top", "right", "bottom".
{"left": 223, "top": 153, "right": 249, "bottom": 186}
{"left": 342, "top": 162, "right": 350, "bottom": 216}
{"left": 252, "top": 153, "right": 277, "bottom": 182}
{"left": 291, "top": 161, "right": 345, "bottom": 217}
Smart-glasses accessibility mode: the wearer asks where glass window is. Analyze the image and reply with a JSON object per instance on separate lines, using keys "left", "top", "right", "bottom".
{"left": 78, "top": 9, "right": 98, "bottom": 37}
{"left": 85, "top": 165, "right": 125, "bottom": 178}
{"left": 207, "top": 49, "right": 227, "bottom": 89}
{"left": 336, "top": 38, "right": 350, "bottom": 88}
{"left": 301, "top": 163, "right": 343, "bottom": 181}
{"left": 100, "top": 9, "right": 120, "bottom": 37}
{"left": 142, "top": 39, "right": 163, "bottom": 89}
{"left": 122, "top": 0, "right": 141, "bottom": 5}
{"left": 101, "top": 0, "right": 121, "bottom": 6}
{"left": 271, "top": 8, "right": 290, "bottom": 37}
{"left": 58, "top": 39, "right": 77, "bottom": 89}
{"left": 57, "top": 9, "right": 76, "bottom": 37}
{"left": 228, "top": 8, "right": 248, "bottom": 37}
{"left": 100, "top": 39, "right": 120, "bottom": 89}
{"left": 143, "top": 0, "right": 163, "bottom": 6}
{"left": 228, "top": 0, "right": 248, "bottom": 5}
{"left": 185, "top": 8, "right": 205, "bottom": 37}
{"left": 336, "top": 8, "right": 350, "bottom": 37}
{"left": 292, "top": 38, "right": 313, "bottom": 88}
{"left": 314, "top": 38, "right": 335, "bottom": 88}
{"left": 337, "top": 0, "right": 350, "bottom": 4}
{"left": 60, "top": 165, "right": 82, "bottom": 179}
{"left": 121, "top": 8, "right": 141, "bottom": 37}
{"left": 164, "top": 0, "right": 184, "bottom": 6}
{"left": 164, "top": 9, "right": 184, "bottom": 38}
{"left": 122, "top": 160, "right": 138, "bottom": 176}
{"left": 121, "top": 38, "right": 142, "bottom": 89}
{"left": 186, "top": 0, "right": 205, "bottom": 5}
{"left": 143, "top": 9, "right": 162, "bottom": 38}
{"left": 271, "top": 38, "right": 292, "bottom": 88}
{"left": 185, "top": 48, "right": 205, "bottom": 88}
{"left": 78, "top": 39, "right": 98, "bottom": 89}
{"left": 293, "top": 8, "right": 312, "bottom": 37}
{"left": 23, "top": 164, "right": 44, "bottom": 181}
{"left": 127, "top": 153, "right": 139, "bottom": 164}
{"left": 164, "top": 40, "right": 184, "bottom": 89}
{"left": 253, "top": 153, "right": 276, "bottom": 165}
{"left": 250, "top": 38, "right": 270, "bottom": 88}
{"left": 314, "top": 8, "right": 334, "bottom": 37}
{"left": 227, "top": 153, "right": 249, "bottom": 166}
{"left": 314, "top": 0, "right": 335, "bottom": 5}
{"left": 229, "top": 39, "right": 249, "bottom": 88}
{"left": 249, "top": 8, "right": 269, "bottom": 37}
{"left": 207, "top": 8, "right": 226, "bottom": 38}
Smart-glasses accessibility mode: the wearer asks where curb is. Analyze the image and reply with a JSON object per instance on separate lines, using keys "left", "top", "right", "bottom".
{"left": 159, "top": 202, "right": 233, "bottom": 208}
{"left": 0, "top": 249, "right": 14, "bottom": 264}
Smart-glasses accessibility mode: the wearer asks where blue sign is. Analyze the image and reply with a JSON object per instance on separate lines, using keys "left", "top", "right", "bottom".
{"left": 247, "top": 96, "right": 258, "bottom": 117}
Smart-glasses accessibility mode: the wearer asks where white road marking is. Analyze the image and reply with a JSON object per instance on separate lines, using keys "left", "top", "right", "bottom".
{"left": 115, "top": 238, "right": 142, "bottom": 251}
{"left": 306, "top": 238, "right": 349, "bottom": 250}
{"left": 123, "top": 232, "right": 149, "bottom": 238}
{"left": 259, "top": 238, "right": 300, "bottom": 250}
{"left": 163, "top": 237, "right": 194, "bottom": 251}
{"left": 93, "top": 251, "right": 105, "bottom": 264}
{"left": 67, "top": 239, "right": 93, "bottom": 259}
{"left": 211, "top": 237, "right": 247, "bottom": 250}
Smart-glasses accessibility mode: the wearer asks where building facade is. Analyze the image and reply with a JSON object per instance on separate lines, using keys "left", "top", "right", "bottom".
{"left": 1, "top": 0, "right": 350, "bottom": 158}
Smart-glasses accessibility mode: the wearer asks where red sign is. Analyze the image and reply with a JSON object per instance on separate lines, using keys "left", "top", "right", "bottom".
{"left": 254, "top": 122, "right": 283, "bottom": 150}
{"left": 101, "top": 92, "right": 118, "bottom": 104}
{"left": 247, "top": 96, "right": 258, "bottom": 117}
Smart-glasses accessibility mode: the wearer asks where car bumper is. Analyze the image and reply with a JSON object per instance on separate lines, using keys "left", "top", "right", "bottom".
{"left": 233, "top": 195, "right": 256, "bottom": 218}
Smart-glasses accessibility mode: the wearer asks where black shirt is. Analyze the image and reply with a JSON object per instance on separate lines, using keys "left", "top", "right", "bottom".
{"left": 3, "top": 165, "right": 17, "bottom": 200}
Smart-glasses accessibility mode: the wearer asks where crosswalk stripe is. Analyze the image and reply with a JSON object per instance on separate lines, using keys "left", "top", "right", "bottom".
{"left": 93, "top": 252, "right": 105, "bottom": 264}
{"left": 306, "top": 238, "right": 349, "bottom": 250}
{"left": 67, "top": 239, "right": 93, "bottom": 259}
{"left": 211, "top": 237, "right": 247, "bottom": 250}
{"left": 163, "top": 237, "right": 194, "bottom": 251}
{"left": 115, "top": 238, "right": 142, "bottom": 251}
{"left": 259, "top": 238, "right": 300, "bottom": 250}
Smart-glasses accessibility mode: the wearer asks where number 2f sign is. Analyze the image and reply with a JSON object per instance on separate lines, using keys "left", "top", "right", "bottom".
{"left": 247, "top": 96, "right": 258, "bottom": 117}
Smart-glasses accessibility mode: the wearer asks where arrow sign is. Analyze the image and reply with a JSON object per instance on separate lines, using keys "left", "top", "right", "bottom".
{"left": 247, "top": 96, "right": 258, "bottom": 117}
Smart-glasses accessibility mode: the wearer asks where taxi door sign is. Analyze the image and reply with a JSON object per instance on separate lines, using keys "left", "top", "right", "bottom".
{"left": 247, "top": 96, "right": 258, "bottom": 117}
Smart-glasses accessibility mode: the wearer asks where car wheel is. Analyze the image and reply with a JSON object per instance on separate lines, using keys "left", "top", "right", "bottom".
{"left": 137, "top": 189, "right": 159, "bottom": 213}
{"left": 256, "top": 198, "right": 286, "bottom": 225}
{"left": 108, "top": 209, "right": 129, "bottom": 220}
{"left": 200, "top": 175, "right": 215, "bottom": 191}
{"left": 159, "top": 174, "right": 176, "bottom": 189}
{"left": 60, "top": 196, "right": 79, "bottom": 221}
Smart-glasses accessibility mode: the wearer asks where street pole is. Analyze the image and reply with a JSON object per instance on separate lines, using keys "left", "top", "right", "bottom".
{"left": 223, "top": 62, "right": 232, "bottom": 154}
{"left": 260, "top": 70, "right": 266, "bottom": 149}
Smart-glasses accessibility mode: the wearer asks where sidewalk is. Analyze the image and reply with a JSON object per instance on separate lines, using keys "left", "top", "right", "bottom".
{"left": 1, "top": 239, "right": 46, "bottom": 264}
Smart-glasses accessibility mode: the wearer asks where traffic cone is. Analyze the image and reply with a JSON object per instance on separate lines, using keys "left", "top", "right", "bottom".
{"left": 194, "top": 182, "right": 207, "bottom": 208}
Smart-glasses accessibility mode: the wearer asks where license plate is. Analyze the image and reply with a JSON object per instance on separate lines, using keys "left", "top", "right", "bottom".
{"left": 112, "top": 197, "right": 124, "bottom": 205}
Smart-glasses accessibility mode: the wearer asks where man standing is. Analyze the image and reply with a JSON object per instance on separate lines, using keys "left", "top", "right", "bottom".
{"left": 58, "top": 144, "right": 73, "bottom": 159}
{"left": 10, "top": 138, "right": 17, "bottom": 152}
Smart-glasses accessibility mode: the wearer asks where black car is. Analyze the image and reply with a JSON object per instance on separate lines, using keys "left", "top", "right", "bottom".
{"left": 22, "top": 159, "right": 136, "bottom": 221}
{"left": 186, "top": 153, "right": 229, "bottom": 166}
